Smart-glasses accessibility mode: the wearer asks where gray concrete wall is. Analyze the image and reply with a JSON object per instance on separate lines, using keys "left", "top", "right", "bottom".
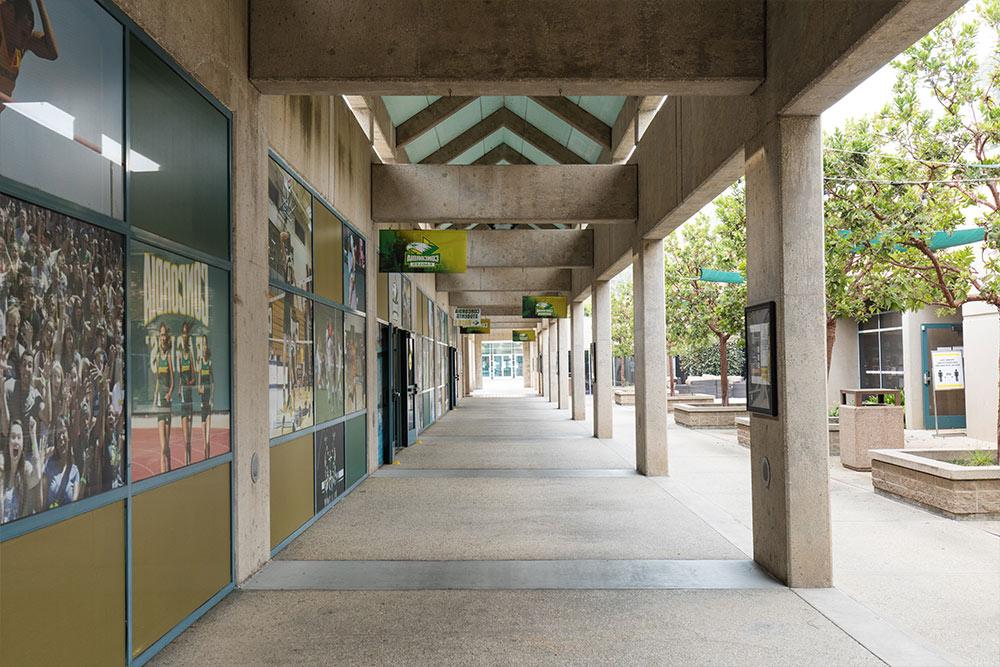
{"left": 961, "top": 302, "right": 999, "bottom": 444}
{"left": 827, "top": 318, "right": 860, "bottom": 410}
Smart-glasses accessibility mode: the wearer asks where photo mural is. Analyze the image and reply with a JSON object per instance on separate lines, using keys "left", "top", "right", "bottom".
{"left": 268, "top": 287, "right": 314, "bottom": 438}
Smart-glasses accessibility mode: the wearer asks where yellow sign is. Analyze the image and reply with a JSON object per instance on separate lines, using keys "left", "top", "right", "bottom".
{"left": 459, "top": 318, "right": 491, "bottom": 335}
{"left": 522, "top": 295, "right": 568, "bottom": 318}
{"left": 931, "top": 349, "right": 965, "bottom": 390}
{"left": 378, "top": 230, "right": 468, "bottom": 273}
{"left": 512, "top": 330, "right": 536, "bottom": 342}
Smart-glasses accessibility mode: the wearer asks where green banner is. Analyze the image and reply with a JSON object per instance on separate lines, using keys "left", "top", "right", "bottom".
{"left": 512, "top": 330, "right": 536, "bottom": 342}
{"left": 378, "top": 230, "right": 467, "bottom": 273}
{"left": 522, "top": 295, "right": 568, "bottom": 318}
{"left": 460, "top": 318, "right": 491, "bottom": 334}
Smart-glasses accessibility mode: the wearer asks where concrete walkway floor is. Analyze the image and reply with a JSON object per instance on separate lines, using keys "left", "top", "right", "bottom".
{"left": 153, "top": 392, "right": 995, "bottom": 666}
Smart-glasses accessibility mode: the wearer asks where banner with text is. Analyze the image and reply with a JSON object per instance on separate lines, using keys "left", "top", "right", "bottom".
{"left": 522, "top": 295, "right": 569, "bottom": 318}
{"left": 512, "top": 330, "right": 537, "bottom": 342}
{"left": 379, "top": 230, "right": 467, "bottom": 273}
{"left": 459, "top": 318, "right": 491, "bottom": 334}
{"left": 454, "top": 307, "right": 481, "bottom": 327}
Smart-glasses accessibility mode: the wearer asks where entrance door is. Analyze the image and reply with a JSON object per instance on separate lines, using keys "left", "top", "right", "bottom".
{"left": 378, "top": 324, "right": 393, "bottom": 465}
{"left": 448, "top": 347, "right": 458, "bottom": 409}
{"left": 394, "top": 329, "right": 418, "bottom": 446}
{"left": 921, "top": 323, "right": 967, "bottom": 429}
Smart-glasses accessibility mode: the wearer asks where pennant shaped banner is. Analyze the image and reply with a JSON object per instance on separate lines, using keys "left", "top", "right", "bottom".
{"left": 522, "top": 295, "right": 568, "bottom": 318}
{"left": 512, "top": 330, "right": 536, "bottom": 342}
{"left": 459, "top": 318, "right": 491, "bottom": 334}
{"left": 379, "top": 230, "right": 468, "bottom": 273}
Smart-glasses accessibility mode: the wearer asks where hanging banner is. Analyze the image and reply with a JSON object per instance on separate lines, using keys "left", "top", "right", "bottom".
{"left": 460, "top": 319, "right": 491, "bottom": 334}
{"left": 378, "top": 230, "right": 468, "bottom": 273}
{"left": 454, "top": 307, "right": 482, "bottom": 327}
{"left": 512, "top": 330, "right": 537, "bottom": 342}
{"left": 931, "top": 349, "right": 965, "bottom": 390}
{"left": 522, "top": 295, "right": 569, "bottom": 318}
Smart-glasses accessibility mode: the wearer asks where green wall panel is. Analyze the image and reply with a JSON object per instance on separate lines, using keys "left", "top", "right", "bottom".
{"left": 345, "top": 415, "right": 367, "bottom": 488}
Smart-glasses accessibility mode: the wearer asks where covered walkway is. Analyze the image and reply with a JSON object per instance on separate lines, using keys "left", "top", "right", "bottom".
{"left": 156, "top": 395, "right": 906, "bottom": 666}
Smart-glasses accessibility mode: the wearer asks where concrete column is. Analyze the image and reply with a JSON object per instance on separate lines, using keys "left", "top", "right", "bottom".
{"left": 558, "top": 318, "right": 571, "bottom": 409}
{"left": 570, "top": 302, "right": 586, "bottom": 419}
{"left": 592, "top": 279, "right": 613, "bottom": 438}
{"left": 633, "top": 238, "right": 668, "bottom": 476}
{"left": 473, "top": 335, "right": 483, "bottom": 390}
{"left": 745, "top": 115, "right": 832, "bottom": 588}
{"left": 539, "top": 324, "right": 550, "bottom": 399}
{"left": 522, "top": 341, "right": 533, "bottom": 389}
{"left": 549, "top": 319, "right": 559, "bottom": 403}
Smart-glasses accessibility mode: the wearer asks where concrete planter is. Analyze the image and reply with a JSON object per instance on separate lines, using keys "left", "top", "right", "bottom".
{"left": 614, "top": 388, "right": 635, "bottom": 406}
{"left": 674, "top": 404, "right": 747, "bottom": 429}
{"left": 871, "top": 449, "right": 1000, "bottom": 519}
{"left": 736, "top": 416, "right": 840, "bottom": 454}
{"left": 839, "top": 404, "right": 904, "bottom": 471}
{"left": 667, "top": 393, "right": 714, "bottom": 412}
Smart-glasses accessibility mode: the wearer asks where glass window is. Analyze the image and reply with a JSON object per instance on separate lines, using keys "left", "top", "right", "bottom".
{"left": 268, "top": 287, "right": 313, "bottom": 438}
{"left": 313, "top": 200, "right": 341, "bottom": 302}
{"left": 0, "top": 193, "right": 125, "bottom": 524}
{"left": 129, "top": 35, "right": 229, "bottom": 259}
{"left": 267, "top": 159, "right": 312, "bottom": 291}
{"left": 128, "top": 242, "right": 231, "bottom": 481}
{"left": 314, "top": 302, "right": 344, "bottom": 424}
{"left": 344, "top": 311, "right": 366, "bottom": 414}
{"left": 857, "top": 312, "right": 904, "bottom": 389}
{"left": 0, "top": 0, "right": 124, "bottom": 217}
{"left": 343, "top": 226, "right": 366, "bottom": 311}
{"left": 314, "top": 422, "right": 344, "bottom": 511}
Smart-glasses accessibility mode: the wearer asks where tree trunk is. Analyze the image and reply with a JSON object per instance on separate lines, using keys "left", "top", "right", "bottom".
{"left": 719, "top": 335, "right": 729, "bottom": 407}
{"left": 826, "top": 317, "right": 837, "bottom": 375}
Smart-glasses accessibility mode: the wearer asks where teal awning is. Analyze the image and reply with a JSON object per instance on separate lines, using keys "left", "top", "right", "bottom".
{"left": 698, "top": 268, "right": 745, "bottom": 284}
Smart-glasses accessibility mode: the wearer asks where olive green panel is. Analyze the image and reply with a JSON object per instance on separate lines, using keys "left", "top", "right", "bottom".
{"left": 270, "top": 435, "right": 315, "bottom": 549}
{"left": 1, "top": 502, "right": 126, "bottom": 667}
{"left": 377, "top": 271, "right": 389, "bottom": 321}
{"left": 345, "top": 415, "right": 367, "bottom": 488}
{"left": 314, "top": 203, "right": 344, "bottom": 303}
{"left": 132, "top": 465, "right": 232, "bottom": 657}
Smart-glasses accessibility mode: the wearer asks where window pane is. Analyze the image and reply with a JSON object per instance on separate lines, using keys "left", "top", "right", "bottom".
{"left": 129, "top": 35, "right": 229, "bottom": 258}
{"left": 344, "top": 312, "right": 366, "bottom": 413}
{"left": 0, "top": 0, "right": 124, "bottom": 217}
{"left": 879, "top": 311, "right": 902, "bottom": 329}
{"left": 1, "top": 193, "right": 125, "bottom": 524}
{"left": 128, "top": 242, "right": 231, "bottom": 481}
{"left": 267, "top": 160, "right": 312, "bottom": 290}
{"left": 314, "top": 303, "right": 344, "bottom": 423}
{"left": 268, "top": 287, "right": 313, "bottom": 438}
{"left": 343, "top": 227, "right": 366, "bottom": 311}
{"left": 880, "top": 330, "right": 903, "bottom": 374}
{"left": 313, "top": 200, "right": 342, "bottom": 302}
{"left": 858, "top": 331, "right": 881, "bottom": 388}
{"left": 858, "top": 316, "right": 879, "bottom": 331}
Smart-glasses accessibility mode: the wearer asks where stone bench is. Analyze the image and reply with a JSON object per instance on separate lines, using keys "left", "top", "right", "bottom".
{"left": 614, "top": 388, "right": 635, "bottom": 405}
{"left": 674, "top": 404, "right": 747, "bottom": 429}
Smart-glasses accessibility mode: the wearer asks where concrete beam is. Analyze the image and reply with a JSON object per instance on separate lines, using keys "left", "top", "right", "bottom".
{"left": 422, "top": 108, "right": 586, "bottom": 165}
{"left": 373, "top": 165, "right": 636, "bottom": 225}
{"left": 397, "top": 97, "right": 477, "bottom": 148}
{"left": 249, "top": 0, "right": 764, "bottom": 96}
{"left": 473, "top": 144, "right": 533, "bottom": 166}
{"left": 436, "top": 268, "right": 571, "bottom": 293}
{"left": 450, "top": 291, "right": 565, "bottom": 308}
{"left": 530, "top": 97, "right": 611, "bottom": 150}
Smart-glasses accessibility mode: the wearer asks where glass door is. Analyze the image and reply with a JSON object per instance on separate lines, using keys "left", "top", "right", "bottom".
{"left": 921, "top": 323, "right": 966, "bottom": 429}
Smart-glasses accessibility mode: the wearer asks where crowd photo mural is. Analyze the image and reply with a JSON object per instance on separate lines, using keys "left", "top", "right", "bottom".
{"left": 128, "top": 243, "right": 231, "bottom": 481}
{"left": 0, "top": 194, "right": 126, "bottom": 523}
{"left": 314, "top": 303, "right": 345, "bottom": 423}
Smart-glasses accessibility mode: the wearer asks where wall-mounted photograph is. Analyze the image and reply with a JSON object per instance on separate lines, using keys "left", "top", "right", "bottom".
{"left": 314, "top": 421, "right": 345, "bottom": 511}
{"left": 0, "top": 193, "right": 125, "bottom": 523}
{"left": 268, "top": 159, "right": 312, "bottom": 291}
{"left": 314, "top": 302, "right": 344, "bottom": 424}
{"left": 343, "top": 227, "right": 366, "bottom": 311}
{"left": 268, "top": 287, "right": 313, "bottom": 437}
{"left": 129, "top": 242, "right": 231, "bottom": 481}
{"left": 344, "top": 312, "right": 366, "bottom": 414}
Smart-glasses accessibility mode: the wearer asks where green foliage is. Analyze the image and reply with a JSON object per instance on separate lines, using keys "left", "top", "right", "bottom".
{"left": 678, "top": 341, "right": 745, "bottom": 378}
{"left": 950, "top": 450, "right": 998, "bottom": 466}
{"left": 610, "top": 279, "right": 633, "bottom": 359}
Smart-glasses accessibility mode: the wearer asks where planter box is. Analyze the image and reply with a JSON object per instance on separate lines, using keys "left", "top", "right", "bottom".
{"left": 674, "top": 404, "right": 747, "bottom": 429}
{"left": 736, "top": 416, "right": 840, "bottom": 454}
{"left": 614, "top": 388, "right": 635, "bottom": 406}
{"left": 871, "top": 449, "right": 1000, "bottom": 519}
{"left": 667, "top": 393, "right": 714, "bottom": 412}
{"left": 840, "top": 404, "right": 903, "bottom": 471}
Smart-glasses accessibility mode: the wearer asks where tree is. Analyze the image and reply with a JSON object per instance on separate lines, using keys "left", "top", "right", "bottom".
{"left": 664, "top": 185, "right": 747, "bottom": 406}
{"left": 610, "top": 279, "right": 634, "bottom": 385}
{"left": 826, "top": 2, "right": 1000, "bottom": 449}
